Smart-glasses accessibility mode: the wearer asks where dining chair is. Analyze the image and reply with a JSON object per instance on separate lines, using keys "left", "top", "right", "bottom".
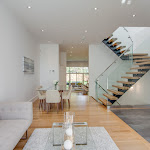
{"left": 62, "top": 85, "right": 72, "bottom": 108}
{"left": 37, "top": 86, "right": 46, "bottom": 110}
{"left": 46, "top": 90, "right": 61, "bottom": 113}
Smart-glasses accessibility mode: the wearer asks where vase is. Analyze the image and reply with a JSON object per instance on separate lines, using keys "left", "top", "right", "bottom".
{"left": 64, "top": 112, "right": 75, "bottom": 124}
{"left": 62, "top": 123, "right": 75, "bottom": 150}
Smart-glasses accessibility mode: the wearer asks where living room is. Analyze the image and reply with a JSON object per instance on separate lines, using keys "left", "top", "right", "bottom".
{"left": 1, "top": 0, "right": 150, "bottom": 150}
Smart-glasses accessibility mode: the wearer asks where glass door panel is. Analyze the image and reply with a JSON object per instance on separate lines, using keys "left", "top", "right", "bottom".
{"left": 70, "top": 74, "right": 76, "bottom": 86}
{"left": 66, "top": 74, "right": 70, "bottom": 85}
{"left": 77, "top": 74, "right": 83, "bottom": 85}
{"left": 84, "top": 74, "right": 89, "bottom": 85}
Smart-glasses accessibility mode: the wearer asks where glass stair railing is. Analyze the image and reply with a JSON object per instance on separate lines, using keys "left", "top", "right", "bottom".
{"left": 95, "top": 46, "right": 133, "bottom": 107}
{"left": 95, "top": 27, "right": 133, "bottom": 108}
{"left": 103, "top": 27, "right": 133, "bottom": 58}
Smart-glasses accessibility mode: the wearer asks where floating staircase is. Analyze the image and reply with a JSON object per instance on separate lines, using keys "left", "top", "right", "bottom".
{"left": 103, "top": 35, "right": 128, "bottom": 57}
{"left": 98, "top": 53, "right": 150, "bottom": 106}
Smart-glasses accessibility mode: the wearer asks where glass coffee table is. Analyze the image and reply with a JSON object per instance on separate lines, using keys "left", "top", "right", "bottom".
{"left": 44, "top": 122, "right": 97, "bottom": 150}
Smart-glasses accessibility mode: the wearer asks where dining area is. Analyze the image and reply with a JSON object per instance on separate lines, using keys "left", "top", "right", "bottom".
{"left": 37, "top": 85, "right": 72, "bottom": 113}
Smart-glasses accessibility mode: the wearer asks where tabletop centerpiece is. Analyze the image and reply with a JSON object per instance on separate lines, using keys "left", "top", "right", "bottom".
{"left": 62, "top": 112, "right": 75, "bottom": 150}
{"left": 53, "top": 80, "right": 59, "bottom": 90}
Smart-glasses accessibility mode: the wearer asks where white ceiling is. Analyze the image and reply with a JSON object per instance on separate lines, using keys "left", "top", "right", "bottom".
{"left": 60, "top": 44, "right": 89, "bottom": 61}
{"left": 2, "top": 0, "right": 150, "bottom": 61}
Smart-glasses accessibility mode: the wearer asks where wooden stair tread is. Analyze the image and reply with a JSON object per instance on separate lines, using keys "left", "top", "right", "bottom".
{"left": 115, "top": 46, "right": 126, "bottom": 50}
{"left": 103, "top": 93, "right": 118, "bottom": 100}
{"left": 126, "top": 72, "right": 146, "bottom": 74}
{"left": 120, "top": 49, "right": 130, "bottom": 53}
{"left": 98, "top": 98, "right": 112, "bottom": 106}
{"left": 121, "top": 76, "right": 140, "bottom": 79}
{"left": 125, "top": 53, "right": 148, "bottom": 57}
{"left": 107, "top": 89, "right": 124, "bottom": 95}
{"left": 135, "top": 61, "right": 150, "bottom": 65}
{"left": 134, "top": 59, "right": 150, "bottom": 63}
{"left": 117, "top": 81, "right": 135, "bottom": 84}
{"left": 133, "top": 56, "right": 150, "bottom": 59}
{"left": 132, "top": 53, "right": 148, "bottom": 56}
{"left": 131, "top": 66, "right": 150, "bottom": 70}
{"left": 112, "top": 42, "right": 121, "bottom": 47}
{"left": 112, "top": 85, "right": 130, "bottom": 90}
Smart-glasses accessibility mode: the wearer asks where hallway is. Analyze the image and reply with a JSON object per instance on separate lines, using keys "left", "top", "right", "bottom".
{"left": 15, "top": 92, "right": 150, "bottom": 150}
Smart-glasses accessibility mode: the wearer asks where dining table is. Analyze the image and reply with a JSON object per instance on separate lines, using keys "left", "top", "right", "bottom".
{"left": 37, "top": 85, "right": 70, "bottom": 110}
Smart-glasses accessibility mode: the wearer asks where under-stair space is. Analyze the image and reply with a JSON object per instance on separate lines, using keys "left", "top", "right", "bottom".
{"left": 97, "top": 53, "right": 150, "bottom": 107}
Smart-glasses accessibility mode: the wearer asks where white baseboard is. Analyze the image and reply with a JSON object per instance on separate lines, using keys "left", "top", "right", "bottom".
{"left": 28, "top": 95, "right": 38, "bottom": 102}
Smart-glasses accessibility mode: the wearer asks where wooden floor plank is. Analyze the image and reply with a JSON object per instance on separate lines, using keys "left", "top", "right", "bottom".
{"left": 14, "top": 92, "right": 150, "bottom": 150}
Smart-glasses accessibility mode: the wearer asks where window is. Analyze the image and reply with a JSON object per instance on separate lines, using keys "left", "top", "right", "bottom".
{"left": 66, "top": 67, "right": 89, "bottom": 85}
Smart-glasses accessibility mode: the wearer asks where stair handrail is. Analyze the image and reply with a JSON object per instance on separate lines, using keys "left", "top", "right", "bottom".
{"left": 95, "top": 81, "right": 109, "bottom": 94}
{"left": 95, "top": 45, "right": 133, "bottom": 82}
{"left": 123, "top": 27, "right": 133, "bottom": 49}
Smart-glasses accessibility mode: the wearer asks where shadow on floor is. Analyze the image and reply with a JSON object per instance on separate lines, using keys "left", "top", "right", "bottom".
{"left": 111, "top": 108, "right": 150, "bottom": 142}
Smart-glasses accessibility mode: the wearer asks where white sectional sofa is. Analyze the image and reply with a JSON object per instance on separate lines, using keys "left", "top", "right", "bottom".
{"left": 0, "top": 102, "right": 33, "bottom": 150}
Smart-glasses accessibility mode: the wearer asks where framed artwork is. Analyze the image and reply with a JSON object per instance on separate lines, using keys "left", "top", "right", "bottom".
{"left": 23, "top": 57, "right": 34, "bottom": 74}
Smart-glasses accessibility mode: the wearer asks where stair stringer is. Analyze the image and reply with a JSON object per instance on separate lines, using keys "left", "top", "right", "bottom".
{"left": 113, "top": 70, "right": 150, "bottom": 105}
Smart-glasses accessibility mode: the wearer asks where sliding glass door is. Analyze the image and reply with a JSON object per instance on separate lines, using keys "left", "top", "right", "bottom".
{"left": 66, "top": 67, "right": 89, "bottom": 85}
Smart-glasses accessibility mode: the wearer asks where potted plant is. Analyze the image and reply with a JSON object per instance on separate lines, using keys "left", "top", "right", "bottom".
{"left": 53, "top": 80, "right": 59, "bottom": 90}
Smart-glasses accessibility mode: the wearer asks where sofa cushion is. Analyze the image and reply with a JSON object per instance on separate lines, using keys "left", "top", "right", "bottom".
{"left": 0, "top": 120, "right": 31, "bottom": 150}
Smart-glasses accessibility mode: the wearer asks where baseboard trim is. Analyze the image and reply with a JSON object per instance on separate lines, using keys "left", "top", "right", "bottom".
{"left": 28, "top": 95, "right": 38, "bottom": 102}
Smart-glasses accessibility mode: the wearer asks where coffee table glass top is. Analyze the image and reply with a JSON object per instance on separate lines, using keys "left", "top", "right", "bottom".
{"left": 44, "top": 122, "right": 97, "bottom": 150}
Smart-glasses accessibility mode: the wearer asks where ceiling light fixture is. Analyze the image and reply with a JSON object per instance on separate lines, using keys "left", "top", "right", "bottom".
{"left": 94, "top": 7, "right": 98, "bottom": 10}
{"left": 133, "top": 14, "right": 136, "bottom": 17}
{"left": 72, "top": 46, "right": 74, "bottom": 49}
{"left": 85, "top": 30, "right": 87, "bottom": 33}
{"left": 121, "top": 0, "right": 126, "bottom": 4}
{"left": 41, "top": 29, "right": 44, "bottom": 32}
{"left": 27, "top": 6, "right": 31, "bottom": 9}
{"left": 127, "top": 0, "right": 131, "bottom": 5}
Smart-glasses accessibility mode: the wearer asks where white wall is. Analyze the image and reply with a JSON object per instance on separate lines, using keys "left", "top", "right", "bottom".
{"left": 59, "top": 52, "right": 66, "bottom": 85}
{"left": 0, "top": 2, "right": 40, "bottom": 102}
{"left": 126, "top": 27, "right": 150, "bottom": 52}
{"left": 40, "top": 44, "right": 59, "bottom": 88}
{"left": 133, "top": 36, "right": 150, "bottom": 56}
{"left": 115, "top": 70, "right": 150, "bottom": 105}
{"left": 89, "top": 43, "right": 118, "bottom": 98}
{"left": 67, "top": 61, "right": 88, "bottom": 67}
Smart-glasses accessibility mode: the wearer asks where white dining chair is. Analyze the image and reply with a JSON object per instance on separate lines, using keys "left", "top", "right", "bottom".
{"left": 37, "top": 86, "right": 46, "bottom": 110}
{"left": 46, "top": 90, "right": 61, "bottom": 113}
{"left": 62, "top": 85, "right": 72, "bottom": 108}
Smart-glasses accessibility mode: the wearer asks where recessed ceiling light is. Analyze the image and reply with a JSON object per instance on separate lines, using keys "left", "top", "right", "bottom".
{"left": 127, "top": 0, "right": 131, "bottom": 5}
{"left": 72, "top": 46, "right": 73, "bottom": 49}
{"left": 85, "top": 30, "right": 88, "bottom": 33}
{"left": 27, "top": 6, "right": 31, "bottom": 9}
{"left": 133, "top": 14, "right": 136, "bottom": 17}
{"left": 94, "top": 7, "right": 98, "bottom": 10}
{"left": 121, "top": 0, "right": 126, "bottom": 4}
{"left": 41, "top": 29, "right": 44, "bottom": 32}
